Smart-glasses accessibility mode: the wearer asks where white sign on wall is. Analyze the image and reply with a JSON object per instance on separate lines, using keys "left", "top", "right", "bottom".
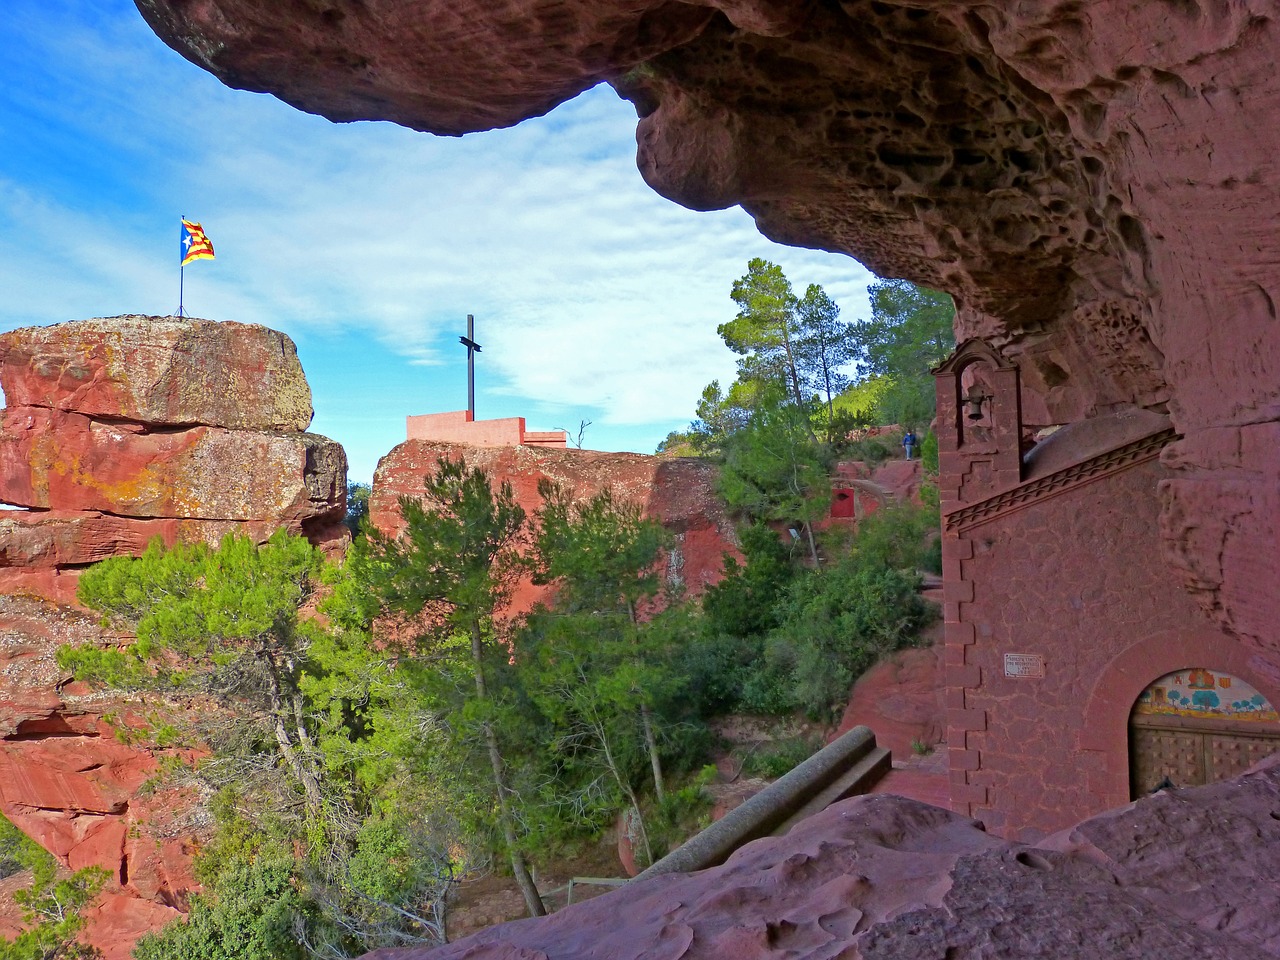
{"left": 1003, "top": 653, "right": 1045, "bottom": 679}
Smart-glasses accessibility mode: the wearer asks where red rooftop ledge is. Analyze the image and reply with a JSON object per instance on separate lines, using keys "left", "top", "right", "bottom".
{"left": 406, "top": 410, "right": 568, "bottom": 448}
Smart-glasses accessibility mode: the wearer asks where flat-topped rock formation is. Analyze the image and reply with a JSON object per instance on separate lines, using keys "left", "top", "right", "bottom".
{"left": 0, "top": 315, "right": 347, "bottom": 603}
{"left": 0, "top": 316, "right": 349, "bottom": 959}
{"left": 372, "top": 440, "right": 739, "bottom": 612}
{"left": 0, "top": 315, "right": 313, "bottom": 431}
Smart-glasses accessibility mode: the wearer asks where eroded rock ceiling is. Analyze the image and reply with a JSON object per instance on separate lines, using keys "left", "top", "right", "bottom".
{"left": 134, "top": 0, "right": 1280, "bottom": 676}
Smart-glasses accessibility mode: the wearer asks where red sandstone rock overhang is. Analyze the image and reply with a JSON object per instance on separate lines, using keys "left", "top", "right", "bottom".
{"left": 130, "top": 1, "right": 1268, "bottom": 409}
{"left": 133, "top": 1, "right": 1280, "bottom": 676}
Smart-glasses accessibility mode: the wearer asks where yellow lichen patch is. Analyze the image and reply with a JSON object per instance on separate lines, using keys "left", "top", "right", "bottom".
{"left": 25, "top": 431, "right": 65, "bottom": 506}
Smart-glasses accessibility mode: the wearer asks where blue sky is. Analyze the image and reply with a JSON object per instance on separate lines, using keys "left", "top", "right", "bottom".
{"left": 1, "top": 0, "right": 877, "bottom": 483}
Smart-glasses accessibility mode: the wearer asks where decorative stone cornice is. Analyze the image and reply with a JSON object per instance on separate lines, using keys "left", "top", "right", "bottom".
{"left": 944, "top": 428, "right": 1177, "bottom": 533}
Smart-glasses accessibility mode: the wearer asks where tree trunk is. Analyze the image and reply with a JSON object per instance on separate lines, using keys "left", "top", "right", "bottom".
{"left": 781, "top": 328, "right": 819, "bottom": 443}
{"left": 263, "top": 661, "right": 324, "bottom": 814}
{"left": 804, "top": 521, "right": 822, "bottom": 569}
{"left": 291, "top": 691, "right": 318, "bottom": 755}
{"left": 470, "top": 620, "right": 546, "bottom": 918}
{"left": 821, "top": 355, "right": 836, "bottom": 441}
{"left": 627, "top": 602, "right": 666, "bottom": 803}
{"left": 639, "top": 704, "right": 666, "bottom": 804}
{"left": 588, "top": 710, "right": 654, "bottom": 867}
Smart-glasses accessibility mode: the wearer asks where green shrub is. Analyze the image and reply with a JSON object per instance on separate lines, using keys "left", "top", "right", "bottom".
{"left": 854, "top": 502, "right": 941, "bottom": 573}
{"left": 647, "top": 767, "right": 715, "bottom": 858}
{"left": 923, "top": 535, "right": 943, "bottom": 576}
{"left": 133, "top": 855, "right": 306, "bottom": 960}
{"left": 738, "top": 642, "right": 800, "bottom": 715}
{"left": 740, "top": 736, "right": 820, "bottom": 779}
{"left": 657, "top": 720, "right": 718, "bottom": 780}
{"left": 0, "top": 817, "right": 108, "bottom": 960}
{"left": 0, "top": 814, "right": 51, "bottom": 882}
{"left": 919, "top": 430, "right": 939, "bottom": 475}
{"left": 703, "top": 520, "right": 827, "bottom": 642}
{"left": 766, "top": 557, "right": 930, "bottom": 721}
{"left": 677, "top": 627, "right": 764, "bottom": 717}
{"left": 834, "top": 433, "right": 898, "bottom": 466}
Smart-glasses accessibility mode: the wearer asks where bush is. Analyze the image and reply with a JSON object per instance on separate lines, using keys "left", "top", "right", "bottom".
{"left": 738, "top": 638, "right": 800, "bottom": 715}
{"left": 833, "top": 432, "right": 899, "bottom": 466}
{"left": 647, "top": 766, "right": 715, "bottom": 859}
{"left": 0, "top": 815, "right": 108, "bottom": 960}
{"left": 133, "top": 855, "right": 306, "bottom": 960}
{"left": 740, "top": 736, "right": 820, "bottom": 779}
{"left": 765, "top": 556, "right": 930, "bottom": 721}
{"left": 709, "top": 552, "right": 930, "bottom": 722}
{"left": 657, "top": 720, "right": 718, "bottom": 780}
{"left": 675, "top": 625, "right": 762, "bottom": 717}
{"left": 705, "top": 525, "right": 795, "bottom": 609}
{"left": 689, "top": 493, "right": 940, "bottom": 722}
{"left": 854, "top": 502, "right": 941, "bottom": 574}
{"left": 919, "top": 430, "right": 939, "bottom": 475}
{"left": 0, "top": 814, "right": 50, "bottom": 882}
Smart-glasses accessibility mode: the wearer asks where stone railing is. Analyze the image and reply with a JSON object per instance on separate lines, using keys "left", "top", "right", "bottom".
{"left": 634, "top": 725, "right": 890, "bottom": 881}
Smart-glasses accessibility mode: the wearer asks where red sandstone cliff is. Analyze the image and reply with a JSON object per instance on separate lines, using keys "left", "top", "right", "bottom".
{"left": 0, "top": 316, "right": 349, "bottom": 959}
{"left": 371, "top": 440, "right": 740, "bottom": 612}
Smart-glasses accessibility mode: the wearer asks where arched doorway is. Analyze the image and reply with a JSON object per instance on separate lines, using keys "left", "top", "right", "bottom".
{"left": 1129, "top": 667, "right": 1280, "bottom": 797}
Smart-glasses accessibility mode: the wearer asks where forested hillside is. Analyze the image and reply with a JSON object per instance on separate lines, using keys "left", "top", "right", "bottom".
{"left": 36, "top": 264, "right": 952, "bottom": 959}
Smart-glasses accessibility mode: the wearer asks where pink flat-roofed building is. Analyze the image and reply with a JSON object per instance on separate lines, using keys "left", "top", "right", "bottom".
{"left": 406, "top": 410, "right": 567, "bottom": 448}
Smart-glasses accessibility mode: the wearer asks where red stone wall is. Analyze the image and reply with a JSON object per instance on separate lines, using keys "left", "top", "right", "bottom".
{"left": 943, "top": 456, "right": 1277, "bottom": 841}
{"left": 406, "top": 411, "right": 568, "bottom": 448}
{"left": 371, "top": 440, "right": 739, "bottom": 615}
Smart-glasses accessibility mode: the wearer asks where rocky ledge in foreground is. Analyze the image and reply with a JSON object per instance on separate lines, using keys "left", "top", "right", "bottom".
{"left": 365, "top": 756, "right": 1280, "bottom": 960}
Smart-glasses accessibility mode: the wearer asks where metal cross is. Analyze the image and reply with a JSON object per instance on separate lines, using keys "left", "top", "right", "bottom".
{"left": 459, "top": 313, "right": 482, "bottom": 418}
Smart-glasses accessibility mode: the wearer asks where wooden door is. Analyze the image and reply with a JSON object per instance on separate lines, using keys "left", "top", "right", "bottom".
{"left": 1130, "top": 717, "right": 1280, "bottom": 797}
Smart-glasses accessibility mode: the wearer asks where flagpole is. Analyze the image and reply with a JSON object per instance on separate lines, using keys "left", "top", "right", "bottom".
{"left": 178, "top": 216, "right": 185, "bottom": 317}
{"left": 177, "top": 216, "right": 214, "bottom": 317}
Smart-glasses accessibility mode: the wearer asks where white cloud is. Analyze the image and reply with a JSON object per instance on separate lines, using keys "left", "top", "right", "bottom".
{"left": 0, "top": 0, "right": 879, "bottom": 480}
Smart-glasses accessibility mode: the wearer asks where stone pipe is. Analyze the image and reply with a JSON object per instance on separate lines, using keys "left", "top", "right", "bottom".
{"left": 634, "top": 725, "right": 886, "bottom": 881}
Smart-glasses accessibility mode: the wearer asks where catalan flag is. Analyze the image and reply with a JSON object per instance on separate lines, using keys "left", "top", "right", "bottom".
{"left": 180, "top": 219, "right": 215, "bottom": 266}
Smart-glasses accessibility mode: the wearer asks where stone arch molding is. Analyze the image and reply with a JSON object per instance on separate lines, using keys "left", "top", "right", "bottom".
{"left": 1077, "top": 626, "right": 1280, "bottom": 802}
{"left": 933, "top": 338, "right": 1018, "bottom": 376}
{"left": 934, "top": 339, "right": 1020, "bottom": 449}
{"left": 934, "top": 338, "right": 1025, "bottom": 507}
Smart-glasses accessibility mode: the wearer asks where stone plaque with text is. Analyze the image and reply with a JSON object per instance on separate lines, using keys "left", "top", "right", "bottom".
{"left": 1003, "top": 653, "right": 1045, "bottom": 679}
